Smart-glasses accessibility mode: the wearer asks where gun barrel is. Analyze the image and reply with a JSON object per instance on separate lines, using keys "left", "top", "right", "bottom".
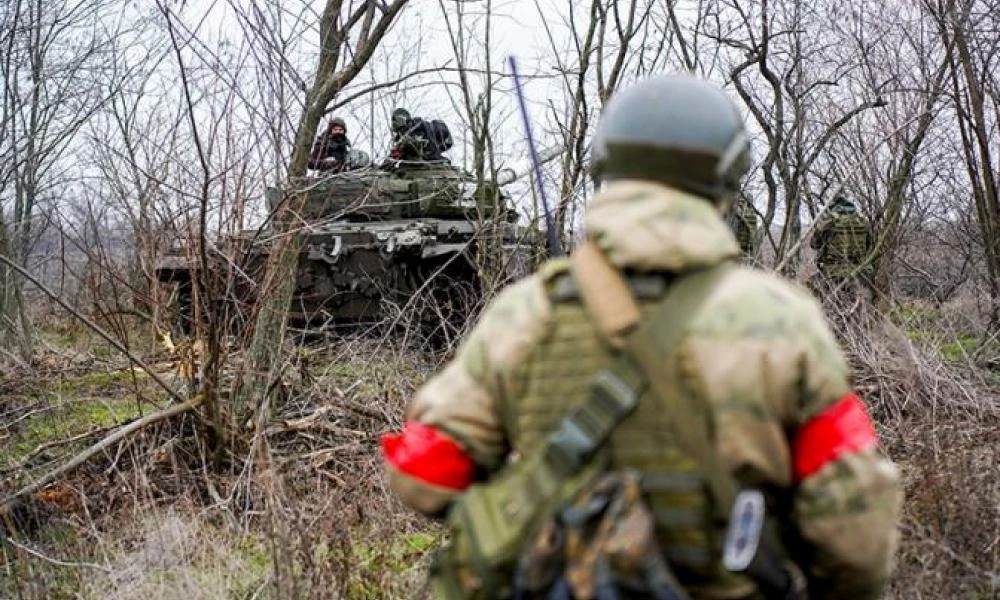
{"left": 495, "top": 146, "right": 564, "bottom": 185}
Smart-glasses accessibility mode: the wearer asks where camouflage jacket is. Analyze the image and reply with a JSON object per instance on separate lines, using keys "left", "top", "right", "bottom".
{"left": 727, "top": 198, "right": 758, "bottom": 259}
{"left": 388, "top": 181, "right": 901, "bottom": 599}
{"left": 810, "top": 213, "right": 872, "bottom": 265}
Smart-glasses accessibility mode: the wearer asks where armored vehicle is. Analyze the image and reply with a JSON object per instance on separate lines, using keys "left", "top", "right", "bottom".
{"left": 156, "top": 157, "right": 543, "bottom": 341}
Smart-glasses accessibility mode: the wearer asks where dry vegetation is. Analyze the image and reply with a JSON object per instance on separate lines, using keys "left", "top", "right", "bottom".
{"left": 1, "top": 328, "right": 441, "bottom": 599}
{"left": 3, "top": 0, "right": 1000, "bottom": 598}
{"left": 1, "top": 283, "right": 998, "bottom": 599}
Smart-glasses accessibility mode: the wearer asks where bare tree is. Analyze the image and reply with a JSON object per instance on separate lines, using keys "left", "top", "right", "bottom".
{"left": 924, "top": 0, "right": 1000, "bottom": 332}
{"left": 236, "top": 0, "right": 411, "bottom": 414}
{"left": 535, "top": 0, "right": 664, "bottom": 248}
{"left": 831, "top": 3, "right": 951, "bottom": 302}
{"left": 0, "top": 0, "right": 124, "bottom": 362}
{"left": 707, "top": 0, "right": 888, "bottom": 271}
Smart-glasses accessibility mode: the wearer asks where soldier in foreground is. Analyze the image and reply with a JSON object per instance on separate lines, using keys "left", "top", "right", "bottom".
{"left": 383, "top": 75, "right": 901, "bottom": 599}
{"left": 308, "top": 116, "right": 352, "bottom": 172}
{"left": 810, "top": 196, "right": 874, "bottom": 298}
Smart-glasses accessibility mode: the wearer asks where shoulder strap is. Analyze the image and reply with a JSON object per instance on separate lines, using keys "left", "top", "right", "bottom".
{"left": 569, "top": 242, "right": 642, "bottom": 348}
{"left": 571, "top": 243, "right": 806, "bottom": 598}
{"left": 570, "top": 241, "right": 737, "bottom": 518}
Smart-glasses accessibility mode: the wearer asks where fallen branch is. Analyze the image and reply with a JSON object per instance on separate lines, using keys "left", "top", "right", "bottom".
{"left": 340, "top": 398, "right": 390, "bottom": 423}
{"left": 2, "top": 394, "right": 205, "bottom": 509}
{"left": 1, "top": 425, "right": 114, "bottom": 474}
{"left": 265, "top": 407, "right": 367, "bottom": 438}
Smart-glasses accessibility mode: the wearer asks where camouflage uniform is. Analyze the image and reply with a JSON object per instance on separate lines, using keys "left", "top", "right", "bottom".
{"left": 810, "top": 201, "right": 873, "bottom": 283}
{"left": 727, "top": 197, "right": 758, "bottom": 262}
{"left": 385, "top": 180, "right": 901, "bottom": 599}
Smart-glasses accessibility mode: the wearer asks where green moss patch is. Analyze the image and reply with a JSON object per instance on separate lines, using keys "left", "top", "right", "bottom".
{"left": 6, "top": 396, "right": 143, "bottom": 471}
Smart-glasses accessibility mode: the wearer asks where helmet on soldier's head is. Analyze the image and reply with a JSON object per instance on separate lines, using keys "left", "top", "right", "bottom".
{"left": 345, "top": 148, "right": 371, "bottom": 169}
{"left": 391, "top": 108, "right": 411, "bottom": 131}
{"left": 590, "top": 74, "right": 750, "bottom": 204}
{"left": 831, "top": 195, "right": 857, "bottom": 214}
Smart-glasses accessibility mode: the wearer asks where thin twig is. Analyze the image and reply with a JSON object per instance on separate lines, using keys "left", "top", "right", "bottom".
{"left": 0, "top": 252, "right": 186, "bottom": 405}
{"left": 3, "top": 536, "right": 113, "bottom": 573}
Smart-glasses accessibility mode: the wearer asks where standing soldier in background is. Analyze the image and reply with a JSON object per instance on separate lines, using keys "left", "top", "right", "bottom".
{"left": 810, "top": 196, "right": 874, "bottom": 299}
{"left": 383, "top": 75, "right": 900, "bottom": 599}
{"left": 727, "top": 196, "right": 759, "bottom": 263}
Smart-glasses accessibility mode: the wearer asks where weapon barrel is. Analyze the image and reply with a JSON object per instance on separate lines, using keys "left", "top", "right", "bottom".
{"left": 495, "top": 146, "right": 563, "bottom": 185}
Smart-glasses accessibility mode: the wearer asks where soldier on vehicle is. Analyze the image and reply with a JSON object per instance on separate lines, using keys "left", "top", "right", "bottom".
{"left": 727, "top": 196, "right": 759, "bottom": 262}
{"left": 308, "top": 116, "right": 352, "bottom": 172}
{"left": 387, "top": 107, "right": 452, "bottom": 163}
{"left": 810, "top": 196, "right": 874, "bottom": 295}
{"left": 383, "top": 75, "right": 901, "bottom": 599}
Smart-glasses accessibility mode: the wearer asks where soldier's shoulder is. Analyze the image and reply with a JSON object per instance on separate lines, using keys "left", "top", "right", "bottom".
{"left": 689, "top": 265, "right": 830, "bottom": 336}
{"left": 480, "top": 268, "right": 556, "bottom": 324}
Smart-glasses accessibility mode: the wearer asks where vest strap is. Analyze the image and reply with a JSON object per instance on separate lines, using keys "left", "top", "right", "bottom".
{"left": 570, "top": 241, "right": 642, "bottom": 349}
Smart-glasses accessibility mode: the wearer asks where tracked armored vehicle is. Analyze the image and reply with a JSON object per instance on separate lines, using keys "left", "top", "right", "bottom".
{"left": 156, "top": 158, "right": 538, "bottom": 340}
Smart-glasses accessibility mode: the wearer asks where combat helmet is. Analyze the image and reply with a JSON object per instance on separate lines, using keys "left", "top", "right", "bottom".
{"left": 831, "top": 195, "right": 857, "bottom": 214}
{"left": 391, "top": 108, "right": 411, "bottom": 132}
{"left": 329, "top": 116, "right": 347, "bottom": 130}
{"left": 590, "top": 74, "right": 750, "bottom": 204}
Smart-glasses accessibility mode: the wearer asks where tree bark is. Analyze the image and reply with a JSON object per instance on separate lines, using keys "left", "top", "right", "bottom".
{"left": 233, "top": 0, "right": 410, "bottom": 416}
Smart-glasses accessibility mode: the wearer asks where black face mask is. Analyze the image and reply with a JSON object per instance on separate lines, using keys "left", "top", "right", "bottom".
{"left": 330, "top": 132, "right": 347, "bottom": 143}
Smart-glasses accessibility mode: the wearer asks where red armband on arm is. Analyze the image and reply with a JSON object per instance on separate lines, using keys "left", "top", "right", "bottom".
{"left": 793, "top": 393, "right": 879, "bottom": 482}
{"left": 381, "top": 422, "right": 474, "bottom": 490}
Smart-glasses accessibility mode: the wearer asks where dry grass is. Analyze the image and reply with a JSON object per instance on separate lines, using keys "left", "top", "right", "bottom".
{"left": 2, "top": 293, "right": 999, "bottom": 599}
{"left": 824, "top": 296, "right": 1000, "bottom": 599}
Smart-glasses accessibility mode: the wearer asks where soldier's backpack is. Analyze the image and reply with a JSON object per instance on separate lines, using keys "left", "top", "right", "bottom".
{"left": 429, "top": 119, "right": 454, "bottom": 152}
{"left": 430, "top": 243, "right": 804, "bottom": 600}
{"left": 824, "top": 214, "right": 870, "bottom": 265}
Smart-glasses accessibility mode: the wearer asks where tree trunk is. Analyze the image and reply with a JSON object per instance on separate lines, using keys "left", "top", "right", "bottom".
{"left": 0, "top": 219, "right": 32, "bottom": 363}
{"left": 232, "top": 0, "right": 410, "bottom": 416}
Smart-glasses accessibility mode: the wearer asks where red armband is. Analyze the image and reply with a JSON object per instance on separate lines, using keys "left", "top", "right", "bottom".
{"left": 381, "top": 422, "right": 474, "bottom": 490}
{"left": 793, "top": 393, "right": 879, "bottom": 482}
